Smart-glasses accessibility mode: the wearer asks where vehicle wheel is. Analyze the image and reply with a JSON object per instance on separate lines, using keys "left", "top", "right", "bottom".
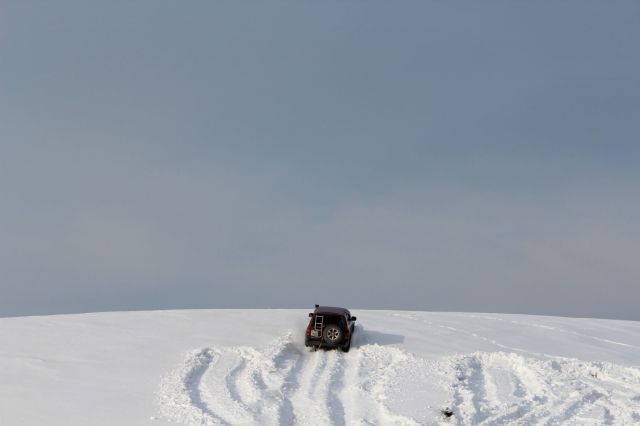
{"left": 323, "top": 325, "right": 342, "bottom": 345}
{"left": 341, "top": 340, "right": 351, "bottom": 352}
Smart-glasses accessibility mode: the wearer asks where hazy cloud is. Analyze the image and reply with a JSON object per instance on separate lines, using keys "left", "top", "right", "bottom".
{"left": 1, "top": 1, "right": 639, "bottom": 319}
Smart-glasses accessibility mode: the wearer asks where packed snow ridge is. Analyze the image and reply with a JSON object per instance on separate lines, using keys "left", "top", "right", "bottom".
{"left": 1, "top": 310, "right": 640, "bottom": 425}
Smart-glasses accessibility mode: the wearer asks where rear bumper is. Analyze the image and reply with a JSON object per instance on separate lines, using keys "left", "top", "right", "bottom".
{"left": 305, "top": 336, "right": 348, "bottom": 348}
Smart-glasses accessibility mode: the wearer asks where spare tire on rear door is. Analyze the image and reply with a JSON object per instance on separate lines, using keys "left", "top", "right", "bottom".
{"left": 323, "top": 325, "right": 342, "bottom": 345}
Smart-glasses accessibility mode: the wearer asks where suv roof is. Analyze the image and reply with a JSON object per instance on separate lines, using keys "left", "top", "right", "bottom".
{"left": 313, "top": 306, "right": 351, "bottom": 317}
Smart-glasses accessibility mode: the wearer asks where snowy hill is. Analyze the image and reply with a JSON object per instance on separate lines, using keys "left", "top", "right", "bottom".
{"left": 1, "top": 310, "right": 639, "bottom": 425}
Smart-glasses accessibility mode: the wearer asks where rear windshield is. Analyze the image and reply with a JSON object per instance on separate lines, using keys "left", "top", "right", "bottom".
{"left": 314, "top": 314, "right": 346, "bottom": 327}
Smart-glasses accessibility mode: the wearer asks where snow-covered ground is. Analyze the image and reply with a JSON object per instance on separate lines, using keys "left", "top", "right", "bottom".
{"left": 1, "top": 310, "right": 639, "bottom": 425}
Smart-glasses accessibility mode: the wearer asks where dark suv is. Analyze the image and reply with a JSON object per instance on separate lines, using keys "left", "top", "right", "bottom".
{"left": 305, "top": 305, "right": 356, "bottom": 352}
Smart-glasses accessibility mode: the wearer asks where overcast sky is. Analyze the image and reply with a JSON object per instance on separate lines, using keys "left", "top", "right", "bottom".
{"left": 1, "top": 2, "right": 639, "bottom": 319}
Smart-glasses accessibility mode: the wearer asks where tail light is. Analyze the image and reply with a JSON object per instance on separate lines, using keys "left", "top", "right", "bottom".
{"left": 306, "top": 319, "right": 313, "bottom": 336}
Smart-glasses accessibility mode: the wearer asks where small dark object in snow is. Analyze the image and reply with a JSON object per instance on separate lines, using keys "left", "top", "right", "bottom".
{"left": 441, "top": 408, "right": 454, "bottom": 418}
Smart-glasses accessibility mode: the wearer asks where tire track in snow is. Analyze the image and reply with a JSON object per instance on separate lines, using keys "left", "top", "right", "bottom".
{"left": 156, "top": 348, "right": 228, "bottom": 426}
{"left": 156, "top": 332, "right": 447, "bottom": 425}
{"left": 289, "top": 347, "right": 330, "bottom": 424}
{"left": 325, "top": 351, "right": 346, "bottom": 426}
{"left": 273, "top": 342, "right": 304, "bottom": 425}
{"left": 156, "top": 333, "right": 640, "bottom": 426}
{"left": 453, "top": 313, "right": 640, "bottom": 350}
{"left": 197, "top": 348, "right": 255, "bottom": 425}
{"left": 444, "top": 352, "right": 640, "bottom": 425}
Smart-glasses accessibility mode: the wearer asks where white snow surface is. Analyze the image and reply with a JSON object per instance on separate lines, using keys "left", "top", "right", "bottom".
{"left": 1, "top": 310, "right": 640, "bottom": 425}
